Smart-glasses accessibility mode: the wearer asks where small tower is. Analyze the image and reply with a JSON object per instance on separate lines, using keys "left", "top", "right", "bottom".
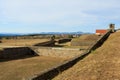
{"left": 0, "top": 37, "right": 1, "bottom": 43}
{"left": 109, "top": 24, "right": 115, "bottom": 32}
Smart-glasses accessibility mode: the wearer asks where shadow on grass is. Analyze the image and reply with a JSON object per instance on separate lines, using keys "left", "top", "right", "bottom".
{"left": 52, "top": 45, "right": 64, "bottom": 47}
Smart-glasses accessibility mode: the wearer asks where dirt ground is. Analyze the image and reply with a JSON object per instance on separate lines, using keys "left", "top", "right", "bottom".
{"left": 0, "top": 56, "right": 67, "bottom": 80}
{"left": 53, "top": 32, "right": 120, "bottom": 80}
{"left": 0, "top": 39, "right": 49, "bottom": 46}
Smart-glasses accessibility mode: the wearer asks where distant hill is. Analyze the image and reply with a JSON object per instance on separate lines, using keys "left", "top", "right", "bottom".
{"left": 0, "top": 31, "right": 91, "bottom": 37}
{"left": 0, "top": 33, "right": 21, "bottom": 37}
{"left": 39, "top": 31, "right": 84, "bottom": 35}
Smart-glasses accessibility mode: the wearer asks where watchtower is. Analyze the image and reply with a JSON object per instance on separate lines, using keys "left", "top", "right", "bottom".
{"left": 109, "top": 24, "right": 115, "bottom": 32}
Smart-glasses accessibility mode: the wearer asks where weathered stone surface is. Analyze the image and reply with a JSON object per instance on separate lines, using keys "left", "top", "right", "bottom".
{"left": 32, "top": 47, "right": 83, "bottom": 58}
{"left": 0, "top": 47, "right": 37, "bottom": 60}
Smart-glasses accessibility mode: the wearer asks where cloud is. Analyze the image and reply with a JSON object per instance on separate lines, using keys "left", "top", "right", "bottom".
{"left": 0, "top": 0, "right": 120, "bottom": 30}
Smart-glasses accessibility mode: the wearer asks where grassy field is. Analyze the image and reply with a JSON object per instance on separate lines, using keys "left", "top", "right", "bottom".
{"left": 0, "top": 34, "right": 100, "bottom": 80}
{"left": 72, "top": 34, "right": 100, "bottom": 41}
{"left": 0, "top": 56, "right": 67, "bottom": 80}
{"left": 0, "top": 35, "right": 97, "bottom": 49}
{"left": 70, "top": 34, "right": 100, "bottom": 49}
{"left": 0, "top": 38, "right": 71, "bottom": 80}
{"left": 55, "top": 34, "right": 100, "bottom": 49}
{"left": 53, "top": 31, "right": 120, "bottom": 80}
{"left": 56, "top": 42, "right": 90, "bottom": 49}
{"left": 0, "top": 39, "right": 49, "bottom": 46}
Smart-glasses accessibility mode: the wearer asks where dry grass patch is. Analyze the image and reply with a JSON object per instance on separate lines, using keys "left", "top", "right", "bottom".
{"left": 0, "top": 56, "right": 67, "bottom": 80}
{"left": 72, "top": 34, "right": 100, "bottom": 41}
{"left": 53, "top": 32, "right": 120, "bottom": 80}
{"left": 1, "top": 39, "right": 49, "bottom": 46}
{"left": 71, "top": 34, "right": 100, "bottom": 47}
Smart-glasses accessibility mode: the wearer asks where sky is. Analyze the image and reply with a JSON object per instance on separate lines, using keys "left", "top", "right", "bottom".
{"left": 0, "top": 0, "right": 120, "bottom": 33}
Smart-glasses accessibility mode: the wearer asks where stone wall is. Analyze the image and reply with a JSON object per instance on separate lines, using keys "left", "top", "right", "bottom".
{"left": 31, "top": 47, "right": 83, "bottom": 58}
{"left": 34, "top": 40, "right": 55, "bottom": 46}
{"left": 58, "top": 38, "right": 71, "bottom": 44}
{"left": 0, "top": 47, "right": 37, "bottom": 60}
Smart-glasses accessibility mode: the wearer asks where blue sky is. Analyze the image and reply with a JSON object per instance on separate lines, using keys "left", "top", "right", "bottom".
{"left": 0, "top": 0, "right": 120, "bottom": 33}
